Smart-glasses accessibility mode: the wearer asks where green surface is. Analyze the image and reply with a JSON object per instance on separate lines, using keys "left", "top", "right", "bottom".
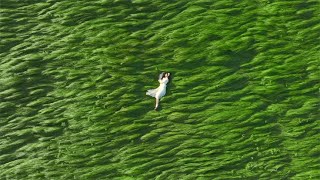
{"left": 1, "top": 0, "right": 319, "bottom": 179}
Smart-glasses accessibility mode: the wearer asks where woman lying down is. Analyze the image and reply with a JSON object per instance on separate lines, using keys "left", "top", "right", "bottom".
{"left": 146, "top": 72, "right": 170, "bottom": 110}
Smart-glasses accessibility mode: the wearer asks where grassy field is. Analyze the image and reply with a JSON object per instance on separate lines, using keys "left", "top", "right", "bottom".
{"left": 1, "top": 0, "right": 319, "bottom": 179}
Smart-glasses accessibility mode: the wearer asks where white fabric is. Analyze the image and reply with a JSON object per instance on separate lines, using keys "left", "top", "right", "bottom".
{"left": 146, "top": 77, "right": 169, "bottom": 99}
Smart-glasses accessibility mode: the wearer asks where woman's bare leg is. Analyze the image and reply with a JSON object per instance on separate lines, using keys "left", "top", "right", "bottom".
{"left": 155, "top": 98, "right": 159, "bottom": 110}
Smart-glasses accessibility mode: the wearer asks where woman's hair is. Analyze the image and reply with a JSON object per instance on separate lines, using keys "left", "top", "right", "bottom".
{"left": 160, "top": 72, "right": 166, "bottom": 80}
{"left": 163, "top": 73, "right": 171, "bottom": 80}
{"left": 159, "top": 72, "right": 170, "bottom": 80}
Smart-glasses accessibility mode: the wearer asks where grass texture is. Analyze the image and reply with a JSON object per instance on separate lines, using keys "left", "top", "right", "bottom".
{"left": 1, "top": 0, "right": 319, "bottom": 179}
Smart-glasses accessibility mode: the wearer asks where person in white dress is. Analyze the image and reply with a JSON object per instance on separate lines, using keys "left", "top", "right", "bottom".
{"left": 146, "top": 72, "right": 170, "bottom": 110}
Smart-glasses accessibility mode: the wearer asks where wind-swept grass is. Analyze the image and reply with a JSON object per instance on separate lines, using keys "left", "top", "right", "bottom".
{"left": 1, "top": 0, "right": 319, "bottom": 179}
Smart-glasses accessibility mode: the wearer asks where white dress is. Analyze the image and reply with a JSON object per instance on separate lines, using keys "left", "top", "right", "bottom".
{"left": 146, "top": 77, "right": 169, "bottom": 99}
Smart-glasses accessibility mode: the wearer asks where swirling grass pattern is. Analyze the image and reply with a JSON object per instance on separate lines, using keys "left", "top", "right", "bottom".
{"left": 0, "top": 0, "right": 319, "bottom": 179}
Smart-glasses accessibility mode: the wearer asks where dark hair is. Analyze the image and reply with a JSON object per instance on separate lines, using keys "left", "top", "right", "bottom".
{"left": 160, "top": 72, "right": 166, "bottom": 80}
{"left": 162, "top": 72, "right": 171, "bottom": 80}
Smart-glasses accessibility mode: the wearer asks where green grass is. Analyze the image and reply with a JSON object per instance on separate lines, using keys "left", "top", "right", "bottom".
{"left": 1, "top": 0, "right": 319, "bottom": 179}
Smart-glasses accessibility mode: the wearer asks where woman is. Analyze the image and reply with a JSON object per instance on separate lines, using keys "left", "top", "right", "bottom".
{"left": 146, "top": 72, "right": 170, "bottom": 110}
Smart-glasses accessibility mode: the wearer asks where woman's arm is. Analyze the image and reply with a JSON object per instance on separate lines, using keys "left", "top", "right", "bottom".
{"left": 158, "top": 72, "right": 165, "bottom": 80}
